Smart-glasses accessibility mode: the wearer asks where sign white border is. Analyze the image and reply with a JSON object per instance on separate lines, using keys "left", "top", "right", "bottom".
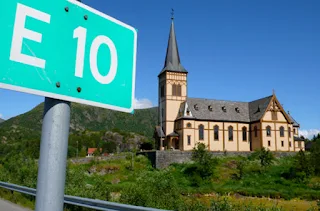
{"left": 0, "top": 0, "right": 137, "bottom": 113}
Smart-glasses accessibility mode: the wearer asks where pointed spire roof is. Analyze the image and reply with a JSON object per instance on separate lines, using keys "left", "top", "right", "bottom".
{"left": 159, "top": 17, "right": 187, "bottom": 76}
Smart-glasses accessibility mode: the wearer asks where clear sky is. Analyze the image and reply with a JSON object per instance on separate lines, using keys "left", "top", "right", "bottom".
{"left": 0, "top": 0, "right": 319, "bottom": 138}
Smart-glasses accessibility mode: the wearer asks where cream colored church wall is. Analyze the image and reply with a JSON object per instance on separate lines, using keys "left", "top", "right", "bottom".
{"left": 165, "top": 100, "right": 183, "bottom": 134}
{"left": 261, "top": 122, "right": 276, "bottom": 151}
{"left": 223, "top": 123, "right": 238, "bottom": 151}
{"left": 293, "top": 127, "right": 299, "bottom": 136}
{"left": 250, "top": 123, "right": 261, "bottom": 150}
{"left": 194, "top": 121, "right": 209, "bottom": 148}
{"left": 237, "top": 123, "right": 251, "bottom": 151}
{"left": 208, "top": 122, "right": 224, "bottom": 151}
{"left": 274, "top": 123, "right": 290, "bottom": 151}
{"left": 182, "top": 120, "right": 196, "bottom": 151}
{"left": 263, "top": 111, "right": 287, "bottom": 122}
{"left": 288, "top": 124, "right": 294, "bottom": 151}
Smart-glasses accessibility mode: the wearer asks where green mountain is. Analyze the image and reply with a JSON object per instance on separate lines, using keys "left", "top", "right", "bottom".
{"left": 0, "top": 103, "right": 158, "bottom": 141}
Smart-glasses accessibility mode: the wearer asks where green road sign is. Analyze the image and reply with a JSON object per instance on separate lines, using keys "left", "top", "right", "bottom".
{"left": 0, "top": 0, "right": 137, "bottom": 113}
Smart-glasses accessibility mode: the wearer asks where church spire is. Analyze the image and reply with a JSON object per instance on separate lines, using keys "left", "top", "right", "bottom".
{"left": 159, "top": 11, "right": 187, "bottom": 75}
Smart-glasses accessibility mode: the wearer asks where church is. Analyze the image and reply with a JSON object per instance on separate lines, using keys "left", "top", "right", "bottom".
{"left": 154, "top": 17, "right": 305, "bottom": 152}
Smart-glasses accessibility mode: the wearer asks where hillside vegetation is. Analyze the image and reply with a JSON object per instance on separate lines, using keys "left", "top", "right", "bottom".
{"left": 0, "top": 142, "right": 320, "bottom": 211}
{"left": 0, "top": 103, "right": 158, "bottom": 140}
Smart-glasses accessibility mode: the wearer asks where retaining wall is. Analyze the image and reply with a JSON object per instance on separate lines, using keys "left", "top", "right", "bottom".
{"left": 137, "top": 150, "right": 297, "bottom": 169}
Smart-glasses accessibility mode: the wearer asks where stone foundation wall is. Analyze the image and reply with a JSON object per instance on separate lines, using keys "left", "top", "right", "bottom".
{"left": 138, "top": 150, "right": 297, "bottom": 169}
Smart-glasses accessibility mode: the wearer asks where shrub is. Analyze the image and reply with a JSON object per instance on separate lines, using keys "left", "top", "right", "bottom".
{"left": 250, "top": 147, "right": 275, "bottom": 170}
{"left": 310, "top": 139, "right": 320, "bottom": 175}
{"left": 120, "top": 171, "right": 183, "bottom": 210}
{"left": 282, "top": 150, "right": 314, "bottom": 182}
{"left": 233, "top": 158, "right": 247, "bottom": 180}
{"left": 190, "top": 143, "right": 218, "bottom": 179}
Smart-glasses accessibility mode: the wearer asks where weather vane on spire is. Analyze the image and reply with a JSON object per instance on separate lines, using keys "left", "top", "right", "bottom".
{"left": 171, "top": 8, "right": 174, "bottom": 20}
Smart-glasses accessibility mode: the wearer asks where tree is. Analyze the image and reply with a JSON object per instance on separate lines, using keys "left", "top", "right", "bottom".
{"left": 292, "top": 149, "right": 314, "bottom": 182}
{"left": 188, "top": 143, "right": 218, "bottom": 179}
{"left": 250, "top": 147, "right": 275, "bottom": 169}
{"left": 93, "top": 148, "right": 101, "bottom": 157}
{"left": 79, "top": 147, "right": 87, "bottom": 157}
{"left": 310, "top": 139, "right": 320, "bottom": 175}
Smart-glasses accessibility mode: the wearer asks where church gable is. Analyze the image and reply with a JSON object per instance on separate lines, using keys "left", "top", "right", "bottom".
{"left": 262, "top": 95, "right": 292, "bottom": 123}
{"left": 176, "top": 102, "right": 194, "bottom": 119}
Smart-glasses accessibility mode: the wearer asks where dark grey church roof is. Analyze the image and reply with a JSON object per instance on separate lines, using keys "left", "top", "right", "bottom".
{"left": 167, "top": 131, "right": 179, "bottom": 137}
{"left": 182, "top": 95, "right": 295, "bottom": 123}
{"left": 155, "top": 126, "right": 165, "bottom": 138}
{"left": 159, "top": 19, "right": 187, "bottom": 75}
{"left": 186, "top": 98, "right": 250, "bottom": 122}
{"left": 288, "top": 113, "right": 300, "bottom": 127}
{"left": 249, "top": 95, "right": 273, "bottom": 122}
{"left": 294, "top": 136, "right": 305, "bottom": 141}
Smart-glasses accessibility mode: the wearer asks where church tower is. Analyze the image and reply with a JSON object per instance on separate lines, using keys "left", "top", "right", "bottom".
{"left": 158, "top": 15, "right": 188, "bottom": 144}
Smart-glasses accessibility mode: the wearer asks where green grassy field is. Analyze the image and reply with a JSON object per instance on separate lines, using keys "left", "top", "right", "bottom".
{"left": 0, "top": 150, "right": 319, "bottom": 211}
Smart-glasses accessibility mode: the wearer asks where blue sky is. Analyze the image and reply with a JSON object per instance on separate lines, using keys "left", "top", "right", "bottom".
{"left": 1, "top": 0, "right": 319, "bottom": 138}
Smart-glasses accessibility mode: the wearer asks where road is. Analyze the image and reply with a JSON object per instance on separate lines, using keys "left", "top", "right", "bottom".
{"left": 0, "top": 199, "right": 31, "bottom": 211}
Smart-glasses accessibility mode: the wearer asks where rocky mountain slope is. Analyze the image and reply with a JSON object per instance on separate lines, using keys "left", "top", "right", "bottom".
{"left": 0, "top": 103, "right": 158, "bottom": 141}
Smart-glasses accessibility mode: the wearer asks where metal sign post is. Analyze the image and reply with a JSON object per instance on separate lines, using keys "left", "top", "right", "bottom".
{"left": 35, "top": 98, "right": 71, "bottom": 211}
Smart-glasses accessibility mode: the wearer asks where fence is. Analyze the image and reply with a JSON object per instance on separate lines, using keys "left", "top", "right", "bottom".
{"left": 0, "top": 181, "right": 167, "bottom": 211}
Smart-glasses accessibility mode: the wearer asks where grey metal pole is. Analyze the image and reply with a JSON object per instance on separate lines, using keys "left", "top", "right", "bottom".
{"left": 35, "top": 97, "right": 71, "bottom": 211}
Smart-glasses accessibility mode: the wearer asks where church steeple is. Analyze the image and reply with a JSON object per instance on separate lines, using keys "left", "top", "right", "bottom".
{"left": 159, "top": 13, "right": 187, "bottom": 75}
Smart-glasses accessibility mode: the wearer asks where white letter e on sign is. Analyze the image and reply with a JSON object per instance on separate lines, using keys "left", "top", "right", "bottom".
{"left": 10, "top": 3, "right": 51, "bottom": 69}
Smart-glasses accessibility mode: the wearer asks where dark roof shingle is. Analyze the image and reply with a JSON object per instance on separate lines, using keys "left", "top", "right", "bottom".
{"left": 155, "top": 126, "right": 165, "bottom": 138}
{"left": 159, "top": 20, "right": 187, "bottom": 75}
{"left": 186, "top": 98, "right": 250, "bottom": 122}
{"left": 181, "top": 95, "right": 291, "bottom": 123}
{"left": 288, "top": 113, "right": 300, "bottom": 127}
{"left": 249, "top": 95, "right": 273, "bottom": 122}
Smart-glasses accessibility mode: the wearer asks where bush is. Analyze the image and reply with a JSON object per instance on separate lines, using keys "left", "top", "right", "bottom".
{"left": 120, "top": 171, "right": 183, "bottom": 210}
{"left": 282, "top": 150, "right": 314, "bottom": 182}
{"left": 190, "top": 143, "right": 218, "bottom": 179}
{"left": 233, "top": 158, "right": 247, "bottom": 180}
{"left": 310, "top": 139, "right": 320, "bottom": 175}
{"left": 249, "top": 147, "right": 275, "bottom": 170}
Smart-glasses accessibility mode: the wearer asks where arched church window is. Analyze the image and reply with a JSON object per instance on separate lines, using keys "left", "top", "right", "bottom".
{"left": 266, "top": 126, "right": 271, "bottom": 137}
{"left": 228, "top": 126, "right": 233, "bottom": 141}
{"left": 172, "top": 84, "right": 176, "bottom": 96}
{"left": 214, "top": 125, "right": 219, "bottom": 140}
{"left": 160, "top": 85, "right": 165, "bottom": 97}
{"left": 177, "top": 85, "right": 181, "bottom": 96}
{"left": 242, "top": 127, "right": 247, "bottom": 141}
{"left": 288, "top": 127, "right": 291, "bottom": 138}
{"left": 254, "top": 126, "right": 258, "bottom": 137}
{"left": 199, "top": 125, "right": 204, "bottom": 140}
{"left": 280, "top": 126, "right": 284, "bottom": 137}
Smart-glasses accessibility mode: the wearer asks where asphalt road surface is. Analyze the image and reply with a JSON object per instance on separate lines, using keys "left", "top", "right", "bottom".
{"left": 0, "top": 199, "right": 31, "bottom": 211}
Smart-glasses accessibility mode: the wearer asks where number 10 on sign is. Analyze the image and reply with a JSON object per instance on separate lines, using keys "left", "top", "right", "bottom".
{"left": 73, "top": 26, "right": 118, "bottom": 85}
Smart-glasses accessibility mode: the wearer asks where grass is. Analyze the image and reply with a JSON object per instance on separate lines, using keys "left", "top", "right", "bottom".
{"left": 0, "top": 189, "right": 35, "bottom": 210}
{"left": 1, "top": 154, "right": 319, "bottom": 210}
